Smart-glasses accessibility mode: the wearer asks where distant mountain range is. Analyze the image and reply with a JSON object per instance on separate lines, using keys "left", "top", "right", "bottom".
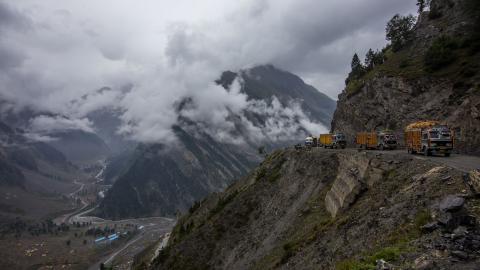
{"left": 97, "top": 65, "right": 336, "bottom": 219}
{"left": 0, "top": 120, "right": 82, "bottom": 222}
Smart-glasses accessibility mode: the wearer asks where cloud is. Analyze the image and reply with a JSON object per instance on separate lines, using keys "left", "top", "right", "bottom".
{"left": 0, "top": 2, "right": 31, "bottom": 31}
{"left": 28, "top": 115, "right": 95, "bottom": 134}
{"left": 0, "top": 0, "right": 417, "bottom": 144}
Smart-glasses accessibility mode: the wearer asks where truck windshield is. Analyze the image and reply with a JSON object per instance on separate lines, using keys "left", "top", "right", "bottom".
{"left": 385, "top": 135, "right": 396, "bottom": 140}
{"left": 429, "top": 131, "right": 439, "bottom": 138}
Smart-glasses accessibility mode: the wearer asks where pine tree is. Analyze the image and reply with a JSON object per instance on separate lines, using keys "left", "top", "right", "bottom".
{"left": 351, "top": 53, "right": 362, "bottom": 71}
{"left": 345, "top": 53, "right": 366, "bottom": 85}
{"left": 365, "top": 49, "right": 375, "bottom": 70}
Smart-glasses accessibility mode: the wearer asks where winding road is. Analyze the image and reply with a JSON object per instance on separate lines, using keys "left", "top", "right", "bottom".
{"left": 54, "top": 179, "right": 89, "bottom": 224}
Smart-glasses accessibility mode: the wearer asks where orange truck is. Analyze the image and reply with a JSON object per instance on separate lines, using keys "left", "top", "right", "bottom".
{"left": 405, "top": 121, "right": 453, "bottom": 157}
{"left": 319, "top": 133, "right": 346, "bottom": 149}
{"left": 356, "top": 131, "right": 397, "bottom": 150}
{"left": 356, "top": 132, "right": 377, "bottom": 149}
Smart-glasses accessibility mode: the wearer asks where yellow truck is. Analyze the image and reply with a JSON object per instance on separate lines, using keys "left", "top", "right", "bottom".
{"left": 405, "top": 121, "right": 453, "bottom": 157}
{"left": 356, "top": 131, "right": 397, "bottom": 150}
{"left": 356, "top": 132, "right": 377, "bottom": 149}
{"left": 319, "top": 133, "right": 346, "bottom": 149}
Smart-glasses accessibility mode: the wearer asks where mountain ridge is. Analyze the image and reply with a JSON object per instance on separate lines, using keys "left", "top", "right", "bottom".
{"left": 97, "top": 65, "right": 335, "bottom": 219}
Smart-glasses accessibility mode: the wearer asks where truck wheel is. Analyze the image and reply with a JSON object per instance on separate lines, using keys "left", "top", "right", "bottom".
{"left": 445, "top": 153, "right": 451, "bottom": 157}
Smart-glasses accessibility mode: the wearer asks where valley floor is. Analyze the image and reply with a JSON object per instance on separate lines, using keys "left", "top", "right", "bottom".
{"left": 0, "top": 161, "right": 175, "bottom": 270}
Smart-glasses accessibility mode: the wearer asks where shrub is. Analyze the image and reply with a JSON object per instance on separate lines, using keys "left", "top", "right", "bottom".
{"left": 428, "top": 9, "right": 442, "bottom": 19}
{"left": 414, "top": 210, "right": 432, "bottom": 230}
{"left": 386, "top": 14, "right": 416, "bottom": 51}
{"left": 345, "top": 80, "right": 365, "bottom": 97}
{"left": 280, "top": 242, "right": 296, "bottom": 264}
{"left": 424, "top": 35, "right": 458, "bottom": 71}
{"left": 335, "top": 260, "right": 375, "bottom": 270}
{"left": 399, "top": 59, "right": 410, "bottom": 69}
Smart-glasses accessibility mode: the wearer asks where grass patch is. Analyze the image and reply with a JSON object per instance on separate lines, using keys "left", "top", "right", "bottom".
{"left": 336, "top": 259, "right": 375, "bottom": 270}
{"left": 253, "top": 183, "right": 334, "bottom": 269}
{"left": 188, "top": 200, "right": 201, "bottom": 214}
{"left": 280, "top": 242, "right": 296, "bottom": 264}
{"left": 414, "top": 210, "right": 432, "bottom": 230}
{"left": 170, "top": 219, "right": 195, "bottom": 244}
{"left": 335, "top": 210, "right": 428, "bottom": 270}
{"left": 335, "top": 246, "right": 404, "bottom": 270}
{"left": 425, "top": 35, "right": 459, "bottom": 71}
{"left": 345, "top": 79, "right": 365, "bottom": 97}
{"left": 208, "top": 190, "right": 239, "bottom": 218}
{"left": 255, "top": 153, "right": 286, "bottom": 183}
{"left": 255, "top": 167, "right": 267, "bottom": 181}
{"left": 384, "top": 169, "right": 397, "bottom": 179}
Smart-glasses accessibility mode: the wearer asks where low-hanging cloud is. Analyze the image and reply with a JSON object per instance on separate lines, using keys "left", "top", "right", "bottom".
{"left": 28, "top": 115, "right": 95, "bottom": 134}
{"left": 0, "top": 0, "right": 417, "bottom": 144}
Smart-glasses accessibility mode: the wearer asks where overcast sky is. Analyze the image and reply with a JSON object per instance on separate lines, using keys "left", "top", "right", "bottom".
{"left": 0, "top": 0, "right": 417, "bottom": 143}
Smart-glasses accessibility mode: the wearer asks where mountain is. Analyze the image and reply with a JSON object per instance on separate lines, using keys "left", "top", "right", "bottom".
{"left": 97, "top": 124, "right": 257, "bottom": 219}
{"left": 132, "top": 1, "right": 480, "bottom": 269}
{"left": 0, "top": 121, "right": 83, "bottom": 222}
{"left": 218, "top": 65, "right": 336, "bottom": 128}
{"left": 138, "top": 149, "right": 480, "bottom": 269}
{"left": 331, "top": 0, "right": 480, "bottom": 154}
{"left": 97, "top": 65, "right": 335, "bottom": 219}
{"left": 46, "top": 129, "right": 110, "bottom": 165}
{"left": 0, "top": 106, "right": 112, "bottom": 165}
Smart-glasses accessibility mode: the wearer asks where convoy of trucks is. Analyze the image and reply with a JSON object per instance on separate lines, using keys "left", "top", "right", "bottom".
{"left": 404, "top": 121, "right": 453, "bottom": 157}
{"left": 301, "top": 120, "right": 453, "bottom": 157}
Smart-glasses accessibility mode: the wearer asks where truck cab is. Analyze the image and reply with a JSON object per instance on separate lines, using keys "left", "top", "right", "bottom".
{"left": 421, "top": 125, "right": 453, "bottom": 156}
{"left": 378, "top": 132, "right": 397, "bottom": 150}
{"left": 333, "top": 133, "right": 347, "bottom": 149}
{"left": 305, "top": 136, "right": 314, "bottom": 147}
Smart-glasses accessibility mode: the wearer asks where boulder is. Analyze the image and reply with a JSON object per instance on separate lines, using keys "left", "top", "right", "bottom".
{"left": 439, "top": 195, "right": 465, "bottom": 212}
{"left": 414, "top": 255, "right": 436, "bottom": 270}
{"left": 376, "top": 259, "right": 393, "bottom": 270}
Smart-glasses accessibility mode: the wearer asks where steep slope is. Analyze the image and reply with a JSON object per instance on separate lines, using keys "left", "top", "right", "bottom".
{"left": 97, "top": 124, "right": 257, "bottom": 219}
{"left": 98, "top": 65, "right": 335, "bottom": 219}
{"left": 0, "top": 121, "right": 83, "bottom": 222}
{"left": 142, "top": 149, "right": 480, "bottom": 270}
{"left": 331, "top": 0, "right": 480, "bottom": 154}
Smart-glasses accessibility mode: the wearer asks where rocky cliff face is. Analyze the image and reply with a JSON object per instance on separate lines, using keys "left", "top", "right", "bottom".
{"left": 139, "top": 149, "right": 480, "bottom": 270}
{"left": 332, "top": 0, "right": 480, "bottom": 155}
